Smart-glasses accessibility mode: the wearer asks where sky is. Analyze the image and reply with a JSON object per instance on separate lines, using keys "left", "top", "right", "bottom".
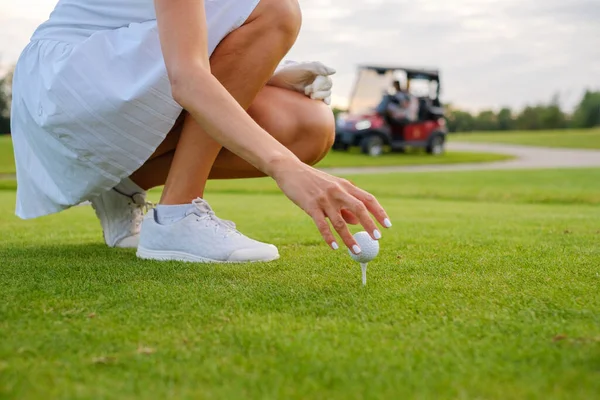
{"left": 1, "top": 0, "right": 598, "bottom": 112}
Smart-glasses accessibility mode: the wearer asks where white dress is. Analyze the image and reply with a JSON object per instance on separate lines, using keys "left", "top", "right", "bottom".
{"left": 11, "top": 0, "right": 260, "bottom": 219}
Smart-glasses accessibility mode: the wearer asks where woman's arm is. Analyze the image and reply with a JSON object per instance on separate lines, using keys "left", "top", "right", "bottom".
{"left": 155, "top": 0, "right": 302, "bottom": 176}
{"left": 154, "top": 0, "right": 391, "bottom": 251}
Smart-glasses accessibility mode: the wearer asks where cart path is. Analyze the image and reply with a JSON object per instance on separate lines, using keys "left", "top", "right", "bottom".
{"left": 320, "top": 142, "right": 600, "bottom": 175}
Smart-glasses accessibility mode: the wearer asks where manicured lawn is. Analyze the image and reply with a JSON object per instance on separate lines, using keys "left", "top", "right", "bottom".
{"left": 0, "top": 135, "right": 511, "bottom": 175}
{"left": 0, "top": 135, "right": 14, "bottom": 175}
{"left": 203, "top": 168, "right": 600, "bottom": 205}
{"left": 452, "top": 128, "right": 600, "bottom": 149}
{"left": 317, "top": 149, "right": 511, "bottom": 168}
{"left": 1, "top": 169, "right": 599, "bottom": 399}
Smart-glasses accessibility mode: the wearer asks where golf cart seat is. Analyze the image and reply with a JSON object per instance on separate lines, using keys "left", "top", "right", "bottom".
{"left": 417, "top": 98, "right": 429, "bottom": 120}
{"left": 416, "top": 98, "right": 444, "bottom": 120}
{"left": 427, "top": 105, "right": 445, "bottom": 118}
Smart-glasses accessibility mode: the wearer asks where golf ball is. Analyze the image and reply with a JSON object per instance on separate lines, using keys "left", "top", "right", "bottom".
{"left": 348, "top": 231, "right": 380, "bottom": 263}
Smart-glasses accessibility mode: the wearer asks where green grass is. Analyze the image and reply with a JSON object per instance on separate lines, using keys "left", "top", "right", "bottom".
{"left": 0, "top": 135, "right": 511, "bottom": 175}
{"left": 0, "top": 135, "right": 14, "bottom": 175}
{"left": 1, "top": 168, "right": 599, "bottom": 399}
{"left": 200, "top": 168, "right": 600, "bottom": 206}
{"left": 316, "top": 149, "right": 511, "bottom": 168}
{"left": 452, "top": 128, "right": 600, "bottom": 149}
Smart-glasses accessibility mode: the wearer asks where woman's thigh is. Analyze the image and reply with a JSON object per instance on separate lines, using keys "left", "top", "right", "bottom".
{"left": 151, "top": 85, "right": 333, "bottom": 159}
{"left": 135, "top": 86, "right": 334, "bottom": 184}
{"left": 207, "top": 85, "right": 334, "bottom": 177}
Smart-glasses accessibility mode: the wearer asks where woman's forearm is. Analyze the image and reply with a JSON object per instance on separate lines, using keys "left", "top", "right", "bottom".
{"left": 155, "top": 0, "right": 300, "bottom": 177}
{"left": 171, "top": 68, "right": 303, "bottom": 177}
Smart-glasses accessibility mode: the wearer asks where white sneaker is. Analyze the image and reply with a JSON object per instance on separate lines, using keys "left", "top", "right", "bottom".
{"left": 90, "top": 189, "right": 149, "bottom": 248}
{"left": 136, "top": 198, "right": 279, "bottom": 263}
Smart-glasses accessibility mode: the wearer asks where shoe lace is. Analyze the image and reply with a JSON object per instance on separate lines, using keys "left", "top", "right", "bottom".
{"left": 192, "top": 198, "right": 240, "bottom": 238}
{"left": 129, "top": 193, "right": 155, "bottom": 232}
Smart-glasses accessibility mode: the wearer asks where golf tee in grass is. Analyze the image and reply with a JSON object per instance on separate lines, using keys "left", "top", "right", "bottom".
{"left": 348, "top": 231, "right": 380, "bottom": 285}
{"left": 361, "top": 263, "right": 368, "bottom": 286}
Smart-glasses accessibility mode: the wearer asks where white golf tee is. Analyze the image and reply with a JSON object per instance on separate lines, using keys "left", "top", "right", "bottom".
{"left": 361, "top": 263, "right": 368, "bottom": 286}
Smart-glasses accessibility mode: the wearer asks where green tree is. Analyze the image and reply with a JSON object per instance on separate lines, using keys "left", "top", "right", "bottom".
{"left": 0, "top": 68, "right": 13, "bottom": 134}
{"left": 540, "top": 104, "right": 566, "bottom": 130}
{"left": 514, "top": 98, "right": 567, "bottom": 131}
{"left": 515, "top": 106, "right": 543, "bottom": 130}
{"left": 571, "top": 90, "right": 600, "bottom": 128}
{"left": 497, "top": 107, "right": 514, "bottom": 131}
{"left": 446, "top": 109, "right": 475, "bottom": 132}
{"left": 473, "top": 110, "right": 497, "bottom": 131}
{"left": 539, "top": 94, "right": 567, "bottom": 130}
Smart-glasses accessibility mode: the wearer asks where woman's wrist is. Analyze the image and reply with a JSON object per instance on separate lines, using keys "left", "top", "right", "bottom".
{"left": 263, "top": 152, "right": 305, "bottom": 181}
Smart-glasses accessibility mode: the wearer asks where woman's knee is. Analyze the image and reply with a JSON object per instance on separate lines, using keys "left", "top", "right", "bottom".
{"left": 249, "top": 86, "right": 335, "bottom": 165}
{"left": 275, "top": 95, "right": 335, "bottom": 165}
{"left": 299, "top": 101, "right": 336, "bottom": 165}
{"left": 252, "top": 0, "right": 302, "bottom": 44}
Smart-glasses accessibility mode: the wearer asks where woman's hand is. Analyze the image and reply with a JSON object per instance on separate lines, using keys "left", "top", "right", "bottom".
{"left": 268, "top": 61, "right": 336, "bottom": 105}
{"left": 273, "top": 163, "right": 391, "bottom": 253}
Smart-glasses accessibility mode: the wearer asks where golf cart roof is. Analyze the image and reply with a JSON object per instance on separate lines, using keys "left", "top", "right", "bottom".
{"left": 359, "top": 64, "right": 440, "bottom": 80}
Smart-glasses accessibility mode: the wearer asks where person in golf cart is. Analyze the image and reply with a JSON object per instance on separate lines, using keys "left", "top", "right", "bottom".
{"left": 392, "top": 80, "right": 408, "bottom": 107}
{"left": 386, "top": 80, "right": 419, "bottom": 124}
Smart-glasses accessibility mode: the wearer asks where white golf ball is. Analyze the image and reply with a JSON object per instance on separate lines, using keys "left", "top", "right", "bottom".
{"left": 348, "top": 231, "right": 379, "bottom": 263}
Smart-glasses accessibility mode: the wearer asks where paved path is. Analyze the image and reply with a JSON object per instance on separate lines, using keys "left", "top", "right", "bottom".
{"left": 320, "top": 142, "right": 600, "bottom": 175}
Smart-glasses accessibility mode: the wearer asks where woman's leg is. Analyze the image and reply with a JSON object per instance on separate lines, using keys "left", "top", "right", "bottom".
{"left": 210, "top": 87, "right": 335, "bottom": 179}
{"left": 150, "top": 0, "right": 302, "bottom": 205}
{"left": 131, "top": 86, "right": 335, "bottom": 187}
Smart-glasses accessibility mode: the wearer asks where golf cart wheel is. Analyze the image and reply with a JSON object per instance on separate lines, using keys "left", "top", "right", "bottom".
{"left": 426, "top": 135, "right": 445, "bottom": 155}
{"left": 361, "top": 135, "right": 385, "bottom": 157}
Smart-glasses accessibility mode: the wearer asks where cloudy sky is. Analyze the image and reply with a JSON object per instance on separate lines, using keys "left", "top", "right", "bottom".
{"left": 1, "top": 0, "right": 598, "bottom": 111}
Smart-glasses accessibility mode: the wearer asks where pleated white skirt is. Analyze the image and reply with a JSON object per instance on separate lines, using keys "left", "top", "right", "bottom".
{"left": 12, "top": 0, "right": 260, "bottom": 219}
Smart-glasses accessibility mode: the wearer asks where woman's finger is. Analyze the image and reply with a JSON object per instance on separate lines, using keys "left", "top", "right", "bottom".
{"left": 346, "top": 184, "right": 392, "bottom": 228}
{"left": 304, "top": 61, "right": 336, "bottom": 76}
{"left": 344, "top": 197, "right": 381, "bottom": 240}
{"left": 309, "top": 209, "right": 339, "bottom": 250}
{"left": 306, "top": 76, "right": 332, "bottom": 97}
{"left": 312, "top": 75, "right": 333, "bottom": 91}
{"left": 304, "top": 83, "right": 314, "bottom": 96}
{"left": 310, "top": 90, "right": 331, "bottom": 101}
{"left": 325, "top": 205, "right": 361, "bottom": 254}
{"left": 341, "top": 208, "right": 360, "bottom": 225}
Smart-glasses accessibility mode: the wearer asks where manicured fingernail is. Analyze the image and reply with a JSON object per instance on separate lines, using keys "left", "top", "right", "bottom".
{"left": 353, "top": 245, "right": 362, "bottom": 254}
{"left": 373, "top": 229, "right": 382, "bottom": 240}
{"left": 384, "top": 218, "right": 392, "bottom": 228}
{"left": 331, "top": 242, "right": 339, "bottom": 250}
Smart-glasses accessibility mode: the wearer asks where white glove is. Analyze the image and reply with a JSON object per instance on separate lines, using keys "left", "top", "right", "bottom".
{"left": 268, "top": 60, "right": 336, "bottom": 105}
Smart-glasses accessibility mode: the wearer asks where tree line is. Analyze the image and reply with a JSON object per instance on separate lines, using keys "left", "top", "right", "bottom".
{"left": 444, "top": 91, "right": 600, "bottom": 132}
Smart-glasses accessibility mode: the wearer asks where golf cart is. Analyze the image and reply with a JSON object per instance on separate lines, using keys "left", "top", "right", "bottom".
{"left": 334, "top": 65, "right": 447, "bottom": 156}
